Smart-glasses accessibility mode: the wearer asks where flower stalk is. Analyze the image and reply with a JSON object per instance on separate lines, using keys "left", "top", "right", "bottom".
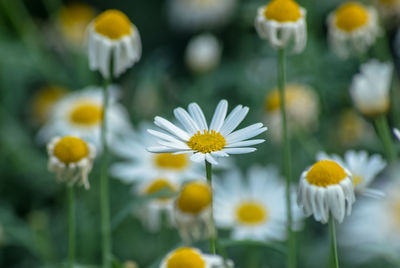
{"left": 67, "top": 185, "right": 75, "bottom": 268}
{"left": 374, "top": 115, "right": 397, "bottom": 162}
{"left": 329, "top": 217, "right": 339, "bottom": 268}
{"left": 205, "top": 161, "right": 217, "bottom": 254}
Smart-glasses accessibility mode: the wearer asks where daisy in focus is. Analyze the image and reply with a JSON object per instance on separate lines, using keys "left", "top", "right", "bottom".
{"left": 87, "top": 9, "right": 141, "bottom": 78}
{"left": 47, "top": 136, "right": 96, "bottom": 189}
{"left": 160, "top": 247, "right": 230, "bottom": 268}
{"left": 147, "top": 100, "right": 267, "bottom": 165}
{"left": 255, "top": 0, "right": 307, "bottom": 53}
{"left": 38, "top": 86, "right": 132, "bottom": 149}
{"left": 297, "top": 160, "right": 355, "bottom": 223}
{"left": 317, "top": 150, "right": 386, "bottom": 198}
{"left": 327, "top": 2, "right": 381, "bottom": 59}
{"left": 214, "top": 166, "right": 303, "bottom": 241}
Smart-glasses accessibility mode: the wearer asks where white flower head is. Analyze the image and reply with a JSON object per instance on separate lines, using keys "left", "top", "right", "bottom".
{"left": 255, "top": 0, "right": 307, "bottom": 53}
{"left": 327, "top": 2, "right": 381, "bottom": 59}
{"left": 148, "top": 100, "right": 267, "bottom": 165}
{"left": 214, "top": 166, "right": 303, "bottom": 241}
{"left": 185, "top": 33, "right": 222, "bottom": 74}
{"left": 87, "top": 9, "right": 141, "bottom": 78}
{"left": 297, "top": 160, "right": 355, "bottom": 224}
{"left": 394, "top": 128, "right": 400, "bottom": 140}
{"left": 47, "top": 136, "right": 96, "bottom": 189}
{"left": 350, "top": 59, "right": 393, "bottom": 117}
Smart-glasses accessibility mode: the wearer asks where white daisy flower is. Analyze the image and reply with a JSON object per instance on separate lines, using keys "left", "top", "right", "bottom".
{"left": 47, "top": 136, "right": 96, "bottom": 189}
{"left": 350, "top": 59, "right": 393, "bottom": 117}
{"left": 297, "top": 160, "right": 355, "bottom": 224}
{"left": 214, "top": 166, "right": 303, "bottom": 241}
{"left": 160, "top": 247, "right": 230, "bottom": 268}
{"left": 317, "top": 151, "right": 386, "bottom": 198}
{"left": 394, "top": 128, "right": 400, "bottom": 141}
{"left": 87, "top": 9, "right": 141, "bottom": 79}
{"left": 147, "top": 100, "right": 267, "bottom": 165}
{"left": 327, "top": 2, "right": 381, "bottom": 59}
{"left": 255, "top": 0, "right": 307, "bottom": 53}
{"left": 167, "top": 0, "right": 236, "bottom": 32}
{"left": 185, "top": 33, "right": 222, "bottom": 74}
{"left": 37, "top": 86, "right": 132, "bottom": 150}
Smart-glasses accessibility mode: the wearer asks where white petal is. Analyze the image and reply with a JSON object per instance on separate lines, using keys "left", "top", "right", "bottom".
{"left": 220, "top": 105, "right": 249, "bottom": 136}
{"left": 154, "top": 116, "right": 190, "bottom": 141}
{"left": 205, "top": 153, "right": 218, "bottom": 165}
{"left": 188, "top": 103, "right": 208, "bottom": 131}
{"left": 209, "top": 100, "right": 228, "bottom": 131}
{"left": 147, "top": 129, "right": 186, "bottom": 144}
{"left": 173, "top": 107, "right": 200, "bottom": 134}
{"left": 190, "top": 152, "right": 206, "bottom": 162}
{"left": 226, "top": 139, "right": 265, "bottom": 148}
{"left": 147, "top": 146, "right": 181, "bottom": 153}
{"left": 222, "top": 148, "right": 257, "bottom": 154}
{"left": 226, "top": 123, "right": 267, "bottom": 143}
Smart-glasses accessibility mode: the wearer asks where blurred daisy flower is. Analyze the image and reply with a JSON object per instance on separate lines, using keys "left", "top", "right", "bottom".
{"left": 185, "top": 33, "right": 222, "bottom": 74}
{"left": 87, "top": 9, "right": 141, "bottom": 78}
{"left": 337, "top": 109, "right": 374, "bottom": 146}
{"left": 214, "top": 166, "right": 303, "bottom": 241}
{"left": 160, "top": 247, "right": 230, "bottom": 268}
{"left": 148, "top": 100, "right": 267, "bottom": 165}
{"left": 297, "top": 160, "right": 355, "bottom": 223}
{"left": 47, "top": 136, "right": 96, "bottom": 189}
{"left": 350, "top": 60, "right": 393, "bottom": 117}
{"left": 327, "top": 2, "right": 380, "bottom": 59}
{"left": 255, "top": 0, "right": 307, "bottom": 53}
{"left": 264, "top": 84, "right": 319, "bottom": 142}
{"left": 394, "top": 128, "right": 400, "bottom": 140}
{"left": 38, "top": 86, "right": 132, "bottom": 149}
{"left": 167, "top": 0, "right": 236, "bottom": 32}
{"left": 317, "top": 150, "right": 386, "bottom": 198}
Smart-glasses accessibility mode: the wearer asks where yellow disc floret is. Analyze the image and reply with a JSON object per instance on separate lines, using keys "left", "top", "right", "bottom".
{"left": 264, "top": 0, "right": 302, "bottom": 22}
{"left": 177, "top": 182, "right": 212, "bottom": 214}
{"left": 167, "top": 248, "right": 205, "bottom": 268}
{"left": 69, "top": 101, "right": 103, "bottom": 126}
{"left": 94, "top": 9, "right": 132, "bottom": 39}
{"left": 236, "top": 201, "right": 268, "bottom": 225}
{"left": 187, "top": 130, "right": 226, "bottom": 154}
{"left": 154, "top": 153, "right": 189, "bottom": 170}
{"left": 53, "top": 136, "right": 89, "bottom": 164}
{"left": 335, "top": 2, "right": 369, "bottom": 32}
{"left": 145, "top": 179, "right": 176, "bottom": 201}
{"left": 306, "top": 160, "right": 347, "bottom": 187}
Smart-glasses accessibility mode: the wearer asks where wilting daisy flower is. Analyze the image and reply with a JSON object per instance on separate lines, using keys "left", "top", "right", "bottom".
{"left": 160, "top": 247, "right": 230, "bottom": 268}
{"left": 394, "top": 128, "right": 400, "bottom": 140}
{"left": 167, "top": 0, "right": 236, "bottom": 32}
{"left": 87, "top": 9, "right": 141, "bottom": 78}
{"left": 297, "top": 160, "right": 355, "bottom": 223}
{"left": 214, "top": 166, "right": 303, "bottom": 241}
{"left": 255, "top": 0, "right": 307, "bottom": 53}
{"left": 185, "top": 33, "right": 222, "bottom": 74}
{"left": 264, "top": 84, "right": 319, "bottom": 141}
{"left": 47, "top": 136, "right": 96, "bottom": 189}
{"left": 148, "top": 100, "right": 267, "bottom": 165}
{"left": 38, "top": 86, "right": 132, "bottom": 149}
{"left": 173, "top": 180, "right": 214, "bottom": 243}
{"left": 327, "top": 2, "right": 380, "bottom": 59}
{"left": 350, "top": 60, "right": 393, "bottom": 117}
{"left": 317, "top": 151, "right": 386, "bottom": 198}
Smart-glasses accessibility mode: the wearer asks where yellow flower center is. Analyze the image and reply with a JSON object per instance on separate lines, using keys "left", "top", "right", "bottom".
{"left": 69, "top": 101, "right": 103, "bottom": 126}
{"left": 335, "top": 2, "right": 369, "bottom": 32}
{"left": 187, "top": 130, "right": 226, "bottom": 154}
{"left": 177, "top": 182, "right": 212, "bottom": 214}
{"left": 306, "top": 160, "right": 347, "bottom": 187}
{"left": 32, "top": 85, "right": 67, "bottom": 123}
{"left": 154, "top": 153, "right": 189, "bottom": 170}
{"left": 145, "top": 179, "right": 177, "bottom": 201}
{"left": 167, "top": 248, "right": 205, "bottom": 268}
{"left": 53, "top": 136, "right": 89, "bottom": 164}
{"left": 264, "top": 0, "right": 302, "bottom": 22}
{"left": 94, "top": 9, "right": 132, "bottom": 39}
{"left": 353, "top": 175, "right": 364, "bottom": 186}
{"left": 236, "top": 201, "right": 268, "bottom": 225}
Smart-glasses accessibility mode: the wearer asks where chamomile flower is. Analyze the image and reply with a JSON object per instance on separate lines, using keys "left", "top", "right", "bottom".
{"left": 87, "top": 9, "right": 141, "bottom": 78}
{"left": 37, "top": 86, "right": 132, "bottom": 149}
{"left": 327, "top": 2, "right": 381, "bottom": 59}
{"left": 350, "top": 60, "right": 393, "bottom": 117}
{"left": 47, "top": 136, "right": 96, "bottom": 189}
{"left": 394, "top": 128, "right": 400, "bottom": 140}
{"left": 214, "top": 166, "right": 303, "bottom": 241}
{"left": 160, "top": 247, "right": 230, "bottom": 268}
{"left": 317, "top": 151, "right": 386, "bottom": 198}
{"left": 297, "top": 160, "right": 355, "bottom": 223}
{"left": 148, "top": 100, "right": 267, "bottom": 165}
{"left": 167, "top": 0, "right": 236, "bottom": 32}
{"left": 255, "top": 0, "right": 307, "bottom": 53}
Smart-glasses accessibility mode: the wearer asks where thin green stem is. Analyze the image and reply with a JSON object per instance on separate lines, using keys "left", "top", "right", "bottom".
{"left": 374, "top": 115, "right": 397, "bottom": 162}
{"left": 205, "top": 161, "right": 216, "bottom": 254}
{"left": 277, "top": 48, "right": 296, "bottom": 268}
{"left": 329, "top": 217, "right": 339, "bottom": 268}
{"left": 100, "top": 78, "right": 111, "bottom": 268}
{"left": 67, "top": 186, "right": 75, "bottom": 268}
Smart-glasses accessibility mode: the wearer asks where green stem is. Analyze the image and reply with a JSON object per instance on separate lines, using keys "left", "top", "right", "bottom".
{"left": 101, "top": 79, "right": 111, "bottom": 268}
{"left": 374, "top": 115, "right": 397, "bottom": 161}
{"left": 205, "top": 161, "right": 216, "bottom": 254}
{"left": 329, "top": 217, "right": 339, "bottom": 268}
{"left": 277, "top": 48, "right": 296, "bottom": 268}
{"left": 67, "top": 186, "right": 75, "bottom": 268}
